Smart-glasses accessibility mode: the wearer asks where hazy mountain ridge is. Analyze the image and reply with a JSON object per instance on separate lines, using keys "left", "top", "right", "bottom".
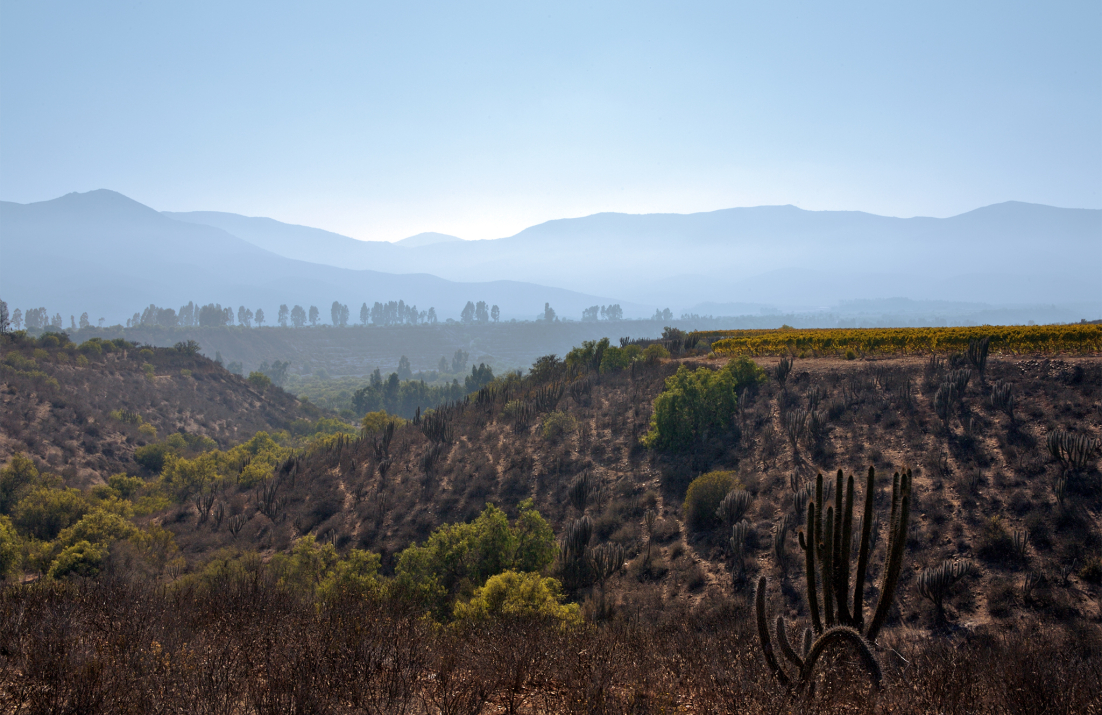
{"left": 0, "top": 190, "right": 628, "bottom": 323}
{"left": 166, "top": 199, "right": 1102, "bottom": 310}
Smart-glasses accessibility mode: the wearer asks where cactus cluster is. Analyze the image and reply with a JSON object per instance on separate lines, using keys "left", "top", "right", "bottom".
{"left": 1047, "top": 429, "right": 1100, "bottom": 471}
{"left": 531, "top": 381, "right": 565, "bottom": 412}
{"left": 774, "top": 356, "right": 793, "bottom": 389}
{"left": 917, "top": 559, "right": 975, "bottom": 619}
{"left": 567, "top": 376, "right": 593, "bottom": 404}
{"left": 568, "top": 471, "right": 601, "bottom": 512}
{"left": 989, "top": 381, "right": 1014, "bottom": 421}
{"left": 716, "top": 488, "right": 753, "bottom": 527}
{"left": 755, "top": 467, "right": 912, "bottom": 693}
{"left": 966, "top": 336, "right": 991, "bottom": 376}
{"left": 420, "top": 409, "right": 454, "bottom": 444}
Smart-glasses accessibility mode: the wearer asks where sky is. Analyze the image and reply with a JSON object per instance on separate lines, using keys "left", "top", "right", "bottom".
{"left": 1, "top": 1, "right": 1099, "bottom": 242}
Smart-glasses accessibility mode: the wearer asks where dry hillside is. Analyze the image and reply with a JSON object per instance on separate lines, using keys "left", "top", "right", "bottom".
{"left": 160, "top": 349, "right": 1102, "bottom": 634}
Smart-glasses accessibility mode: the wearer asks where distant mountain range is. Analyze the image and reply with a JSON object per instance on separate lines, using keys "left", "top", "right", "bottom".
{"left": 1, "top": 189, "right": 1099, "bottom": 325}
{"left": 171, "top": 200, "right": 1101, "bottom": 310}
{"left": 0, "top": 191, "right": 624, "bottom": 323}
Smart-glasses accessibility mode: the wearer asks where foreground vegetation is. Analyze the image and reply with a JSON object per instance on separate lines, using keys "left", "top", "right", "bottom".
{"left": 3, "top": 571, "right": 1098, "bottom": 713}
{"left": 1, "top": 323, "right": 1100, "bottom": 711}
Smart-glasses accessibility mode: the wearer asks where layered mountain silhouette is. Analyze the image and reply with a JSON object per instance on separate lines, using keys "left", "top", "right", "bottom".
{"left": 2, "top": 190, "right": 1098, "bottom": 325}
{"left": 172, "top": 200, "right": 1101, "bottom": 310}
{"left": 0, "top": 191, "right": 623, "bottom": 323}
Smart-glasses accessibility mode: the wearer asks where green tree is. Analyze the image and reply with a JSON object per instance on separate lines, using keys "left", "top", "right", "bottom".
{"left": 465, "top": 363, "right": 494, "bottom": 392}
{"left": 309, "top": 305, "right": 320, "bottom": 326}
{"left": 291, "top": 305, "right": 306, "bottom": 328}
{"left": 642, "top": 357, "right": 765, "bottom": 452}
{"left": 491, "top": 304, "right": 500, "bottom": 322}
{"left": 278, "top": 304, "right": 289, "bottom": 327}
{"left": 461, "top": 301, "right": 476, "bottom": 324}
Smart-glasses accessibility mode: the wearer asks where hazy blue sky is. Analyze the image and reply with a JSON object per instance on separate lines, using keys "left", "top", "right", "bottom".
{"left": 2, "top": 1, "right": 1099, "bottom": 241}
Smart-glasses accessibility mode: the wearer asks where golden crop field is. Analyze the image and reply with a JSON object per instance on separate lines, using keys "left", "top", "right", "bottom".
{"left": 701, "top": 324, "right": 1102, "bottom": 357}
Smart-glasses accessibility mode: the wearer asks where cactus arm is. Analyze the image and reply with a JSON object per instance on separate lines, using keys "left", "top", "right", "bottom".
{"left": 823, "top": 506, "right": 836, "bottom": 627}
{"left": 754, "top": 576, "right": 791, "bottom": 686}
{"left": 852, "top": 466, "right": 876, "bottom": 633}
{"left": 776, "top": 615, "right": 804, "bottom": 670}
{"left": 867, "top": 470, "right": 911, "bottom": 643}
{"left": 803, "top": 501, "right": 823, "bottom": 635}
{"left": 799, "top": 626, "right": 883, "bottom": 693}
{"left": 835, "top": 473, "right": 854, "bottom": 625}
{"left": 814, "top": 473, "right": 824, "bottom": 564}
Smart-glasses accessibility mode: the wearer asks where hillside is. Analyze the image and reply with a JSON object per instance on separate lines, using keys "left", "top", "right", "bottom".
{"left": 0, "top": 331, "right": 324, "bottom": 488}
{"left": 1, "top": 329, "right": 1100, "bottom": 710}
{"left": 153, "top": 346, "right": 1102, "bottom": 632}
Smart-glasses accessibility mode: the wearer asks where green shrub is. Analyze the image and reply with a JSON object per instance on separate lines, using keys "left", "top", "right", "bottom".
{"left": 0, "top": 453, "right": 39, "bottom": 514}
{"left": 247, "top": 371, "right": 272, "bottom": 390}
{"left": 48, "top": 540, "right": 108, "bottom": 579}
{"left": 453, "top": 570, "right": 581, "bottom": 626}
{"left": 360, "top": 410, "right": 406, "bottom": 435}
{"left": 395, "top": 501, "right": 555, "bottom": 619}
{"left": 642, "top": 357, "right": 766, "bottom": 452}
{"left": 107, "top": 474, "right": 145, "bottom": 499}
{"left": 0, "top": 516, "right": 20, "bottom": 578}
{"left": 599, "top": 345, "right": 642, "bottom": 373}
{"left": 79, "top": 340, "right": 103, "bottom": 358}
{"left": 682, "top": 470, "right": 738, "bottom": 531}
{"left": 643, "top": 344, "right": 670, "bottom": 362}
{"left": 12, "top": 486, "right": 90, "bottom": 541}
{"left": 541, "top": 411, "right": 577, "bottom": 441}
{"left": 135, "top": 443, "right": 173, "bottom": 473}
{"left": 845, "top": 349, "right": 857, "bottom": 360}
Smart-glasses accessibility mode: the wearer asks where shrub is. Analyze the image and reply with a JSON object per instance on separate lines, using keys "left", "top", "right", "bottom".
{"left": 139, "top": 348, "right": 154, "bottom": 360}
{"left": 395, "top": 502, "right": 556, "bottom": 619}
{"left": 48, "top": 540, "right": 108, "bottom": 579}
{"left": 361, "top": 410, "right": 406, "bottom": 435}
{"left": 453, "top": 570, "right": 582, "bottom": 627}
{"left": 0, "top": 453, "right": 39, "bottom": 513}
{"left": 247, "top": 371, "right": 272, "bottom": 389}
{"left": 845, "top": 349, "right": 857, "bottom": 360}
{"left": 643, "top": 343, "right": 670, "bottom": 362}
{"left": 599, "top": 345, "right": 641, "bottom": 373}
{"left": 107, "top": 474, "right": 145, "bottom": 499}
{"left": 55, "top": 509, "right": 139, "bottom": 549}
{"left": 541, "top": 411, "right": 577, "bottom": 441}
{"left": 0, "top": 516, "right": 20, "bottom": 578}
{"left": 135, "top": 443, "right": 173, "bottom": 473}
{"left": 78, "top": 340, "right": 102, "bottom": 358}
{"left": 12, "top": 486, "right": 90, "bottom": 541}
{"left": 683, "top": 471, "right": 737, "bottom": 531}
{"left": 138, "top": 423, "right": 157, "bottom": 438}
{"left": 642, "top": 357, "right": 765, "bottom": 452}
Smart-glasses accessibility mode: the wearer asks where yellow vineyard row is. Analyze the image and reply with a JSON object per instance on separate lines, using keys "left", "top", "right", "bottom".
{"left": 702, "top": 324, "right": 1102, "bottom": 357}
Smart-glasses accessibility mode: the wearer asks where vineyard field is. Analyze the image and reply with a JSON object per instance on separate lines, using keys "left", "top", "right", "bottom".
{"left": 703, "top": 323, "right": 1102, "bottom": 357}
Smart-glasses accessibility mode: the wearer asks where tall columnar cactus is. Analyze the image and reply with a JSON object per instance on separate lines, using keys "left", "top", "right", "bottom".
{"left": 755, "top": 466, "right": 912, "bottom": 692}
